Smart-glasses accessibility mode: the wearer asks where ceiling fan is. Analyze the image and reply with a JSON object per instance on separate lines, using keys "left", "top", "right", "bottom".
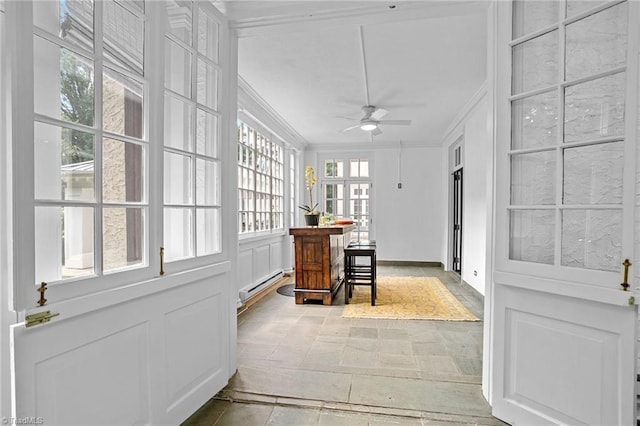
{"left": 341, "top": 105, "right": 411, "bottom": 136}
{"left": 340, "top": 26, "right": 411, "bottom": 137}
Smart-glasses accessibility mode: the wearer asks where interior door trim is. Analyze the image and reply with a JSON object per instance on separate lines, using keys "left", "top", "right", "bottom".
{"left": 494, "top": 270, "right": 635, "bottom": 307}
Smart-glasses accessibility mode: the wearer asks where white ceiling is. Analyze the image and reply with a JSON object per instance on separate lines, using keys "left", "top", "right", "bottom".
{"left": 215, "top": 1, "right": 489, "bottom": 147}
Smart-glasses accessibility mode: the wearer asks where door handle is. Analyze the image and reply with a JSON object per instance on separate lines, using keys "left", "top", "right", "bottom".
{"left": 621, "top": 259, "right": 631, "bottom": 291}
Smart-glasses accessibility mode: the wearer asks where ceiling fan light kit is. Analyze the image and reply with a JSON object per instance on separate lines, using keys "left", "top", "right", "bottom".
{"left": 360, "top": 121, "right": 378, "bottom": 131}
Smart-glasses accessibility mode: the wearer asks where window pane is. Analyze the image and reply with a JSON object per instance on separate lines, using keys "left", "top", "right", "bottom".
{"left": 566, "top": 0, "right": 609, "bottom": 18}
{"left": 196, "top": 108, "right": 218, "bottom": 156}
{"left": 350, "top": 160, "right": 359, "bottom": 177}
{"left": 103, "top": 138, "right": 144, "bottom": 203}
{"left": 360, "top": 160, "right": 369, "bottom": 177}
{"left": 512, "top": 30, "right": 558, "bottom": 94}
{"left": 164, "top": 208, "right": 193, "bottom": 261}
{"left": 196, "top": 208, "right": 220, "bottom": 256}
{"left": 561, "top": 209, "right": 621, "bottom": 271}
{"left": 512, "top": 0, "right": 558, "bottom": 39}
{"left": 103, "top": 0, "right": 144, "bottom": 75}
{"left": 35, "top": 122, "right": 95, "bottom": 202}
{"left": 196, "top": 158, "right": 219, "bottom": 206}
{"left": 564, "top": 73, "right": 625, "bottom": 143}
{"left": 34, "top": 36, "right": 95, "bottom": 125}
{"left": 509, "top": 209, "right": 555, "bottom": 264}
{"left": 164, "top": 94, "right": 192, "bottom": 151}
{"left": 198, "top": 7, "right": 218, "bottom": 62}
{"left": 324, "top": 160, "right": 344, "bottom": 178}
{"left": 166, "top": 0, "right": 192, "bottom": 45}
{"left": 164, "top": 151, "right": 192, "bottom": 204}
{"left": 35, "top": 206, "right": 94, "bottom": 281}
{"left": 563, "top": 142, "right": 623, "bottom": 205}
{"left": 239, "top": 212, "right": 254, "bottom": 233}
{"left": 511, "top": 151, "right": 556, "bottom": 205}
{"left": 34, "top": 0, "right": 94, "bottom": 52}
{"left": 103, "top": 207, "right": 144, "bottom": 271}
{"left": 165, "top": 38, "right": 191, "bottom": 97}
{"left": 197, "top": 58, "right": 218, "bottom": 109}
{"left": 565, "top": 3, "right": 627, "bottom": 81}
{"left": 103, "top": 67, "right": 144, "bottom": 139}
{"left": 511, "top": 91, "right": 558, "bottom": 149}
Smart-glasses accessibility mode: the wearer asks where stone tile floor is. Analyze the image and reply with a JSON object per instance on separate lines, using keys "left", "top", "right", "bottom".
{"left": 183, "top": 265, "right": 508, "bottom": 425}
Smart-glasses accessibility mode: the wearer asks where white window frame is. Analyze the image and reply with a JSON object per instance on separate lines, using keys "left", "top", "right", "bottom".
{"left": 495, "top": 0, "right": 637, "bottom": 287}
{"left": 162, "top": 1, "right": 225, "bottom": 267}
{"left": 237, "top": 118, "right": 285, "bottom": 236}
{"left": 8, "top": 1, "right": 229, "bottom": 309}
{"left": 318, "top": 152, "right": 374, "bottom": 241}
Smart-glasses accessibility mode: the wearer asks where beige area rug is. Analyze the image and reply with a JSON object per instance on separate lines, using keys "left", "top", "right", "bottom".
{"left": 341, "top": 276, "right": 479, "bottom": 321}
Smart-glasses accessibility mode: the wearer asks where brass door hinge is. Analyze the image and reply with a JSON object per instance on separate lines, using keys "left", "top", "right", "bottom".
{"left": 25, "top": 311, "right": 59, "bottom": 328}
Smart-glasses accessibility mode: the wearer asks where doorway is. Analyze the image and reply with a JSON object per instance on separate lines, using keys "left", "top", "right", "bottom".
{"left": 450, "top": 140, "right": 463, "bottom": 274}
{"left": 452, "top": 168, "right": 463, "bottom": 274}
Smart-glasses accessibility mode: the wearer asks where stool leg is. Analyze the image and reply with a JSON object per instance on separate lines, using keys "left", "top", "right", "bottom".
{"left": 344, "top": 258, "right": 349, "bottom": 304}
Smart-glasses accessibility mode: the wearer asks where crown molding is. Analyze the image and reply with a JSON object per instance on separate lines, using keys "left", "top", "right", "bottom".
{"left": 440, "top": 80, "right": 488, "bottom": 146}
{"left": 238, "top": 76, "right": 308, "bottom": 150}
{"left": 307, "top": 139, "right": 441, "bottom": 152}
{"left": 220, "top": 1, "right": 489, "bottom": 38}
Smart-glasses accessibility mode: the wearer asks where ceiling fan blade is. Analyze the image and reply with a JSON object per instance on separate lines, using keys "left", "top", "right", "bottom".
{"left": 370, "top": 108, "right": 388, "bottom": 121}
{"left": 336, "top": 115, "right": 360, "bottom": 121}
{"left": 341, "top": 124, "right": 361, "bottom": 132}
{"left": 378, "top": 119, "right": 412, "bottom": 126}
{"left": 371, "top": 127, "right": 383, "bottom": 136}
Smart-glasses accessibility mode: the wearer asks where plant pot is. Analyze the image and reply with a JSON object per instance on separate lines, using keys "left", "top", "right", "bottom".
{"left": 304, "top": 213, "right": 320, "bottom": 227}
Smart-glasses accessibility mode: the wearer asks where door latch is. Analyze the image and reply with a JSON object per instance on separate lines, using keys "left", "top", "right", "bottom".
{"left": 25, "top": 311, "right": 60, "bottom": 328}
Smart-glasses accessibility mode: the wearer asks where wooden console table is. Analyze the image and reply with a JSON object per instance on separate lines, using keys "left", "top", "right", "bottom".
{"left": 289, "top": 224, "right": 354, "bottom": 305}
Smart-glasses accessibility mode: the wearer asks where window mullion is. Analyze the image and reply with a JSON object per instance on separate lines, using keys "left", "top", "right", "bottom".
{"left": 554, "top": 2, "right": 566, "bottom": 268}
{"left": 94, "top": 1, "right": 105, "bottom": 276}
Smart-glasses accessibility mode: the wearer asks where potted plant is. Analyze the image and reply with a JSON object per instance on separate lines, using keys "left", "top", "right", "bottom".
{"left": 299, "top": 166, "right": 320, "bottom": 226}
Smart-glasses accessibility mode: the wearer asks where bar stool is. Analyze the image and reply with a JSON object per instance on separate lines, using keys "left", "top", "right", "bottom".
{"left": 344, "top": 240, "right": 377, "bottom": 306}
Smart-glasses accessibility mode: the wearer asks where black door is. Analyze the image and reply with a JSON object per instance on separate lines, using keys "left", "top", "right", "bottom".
{"left": 452, "top": 168, "right": 463, "bottom": 274}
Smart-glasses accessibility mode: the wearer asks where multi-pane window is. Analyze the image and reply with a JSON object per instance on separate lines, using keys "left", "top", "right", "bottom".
{"left": 289, "top": 152, "right": 295, "bottom": 227}
{"left": 509, "top": 1, "right": 627, "bottom": 271}
{"left": 33, "top": 0, "right": 148, "bottom": 282}
{"left": 321, "top": 157, "right": 371, "bottom": 241}
{"left": 322, "top": 159, "right": 344, "bottom": 218}
{"left": 164, "top": 1, "right": 222, "bottom": 261}
{"left": 237, "top": 121, "right": 284, "bottom": 234}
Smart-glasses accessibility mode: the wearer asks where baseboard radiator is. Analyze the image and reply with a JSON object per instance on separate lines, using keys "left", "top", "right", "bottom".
{"left": 239, "top": 271, "right": 284, "bottom": 303}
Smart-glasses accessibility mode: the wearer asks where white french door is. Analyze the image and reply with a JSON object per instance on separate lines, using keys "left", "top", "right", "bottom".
{"left": 4, "top": 1, "right": 236, "bottom": 424}
{"left": 320, "top": 155, "right": 373, "bottom": 241}
{"left": 491, "top": 1, "right": 639, "bottom": 424}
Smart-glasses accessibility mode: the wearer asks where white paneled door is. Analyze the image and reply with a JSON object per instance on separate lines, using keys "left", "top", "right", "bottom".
{"left": 5, "top": 1, "right": 235, "bottom": 424}
{"left": 491, "top": 1, "right": 639, "bottom": 424}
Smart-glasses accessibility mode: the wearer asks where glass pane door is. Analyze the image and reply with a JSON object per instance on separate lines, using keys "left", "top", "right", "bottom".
{"left": 508, "top": 0, "right": 629, "bottom": 279}
{"left": 349, "top": 182, "right": 370, "bottom": 241}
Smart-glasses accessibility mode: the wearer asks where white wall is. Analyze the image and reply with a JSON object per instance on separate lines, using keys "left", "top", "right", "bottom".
{"left": 374, "top": 145, "right": 443, "bottom": 262}
{"left": 305, "top": 144, "right": 444, "bottom": 263}
{"left": 442, "top": 86, "right": 492, "bottom": 296}
{"left": 461, "top": 95, "right": 491, "bottom": 294}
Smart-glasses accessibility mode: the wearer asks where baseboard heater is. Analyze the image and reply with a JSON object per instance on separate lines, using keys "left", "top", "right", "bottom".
{"left": 239, "top": 271, "right": 284, "bottom": 302}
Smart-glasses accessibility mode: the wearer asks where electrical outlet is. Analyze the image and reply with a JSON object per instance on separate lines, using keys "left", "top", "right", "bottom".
{"left": 473, "top": 270, "right": 477, "bottom": 276}
{"left": 397, "top": 183, "right": 402, "bottom": 189}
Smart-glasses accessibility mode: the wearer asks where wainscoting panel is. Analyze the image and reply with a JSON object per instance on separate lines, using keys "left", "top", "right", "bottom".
{"left": 12, "top": 264, "right": 232, "bottom": 425}
{"left": 493, "top": 282, "right": 634, "bottom": 425}
{"left": 164, "top": 276, "right": 227, "bottom": 416}
{"left": 238, "top": 236, "right": 287, "bottom": 303}
{"left": 253, "top": 245, "right": 271, "bottom": 282}
{"left": 270, "top": 241, "right": 282, "bottom": 274}
{"left": 504, "top": 309, "right": 618, "bottom": 424}
{"left": 34, "top": 322, "right": 151, "bottom": 425}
